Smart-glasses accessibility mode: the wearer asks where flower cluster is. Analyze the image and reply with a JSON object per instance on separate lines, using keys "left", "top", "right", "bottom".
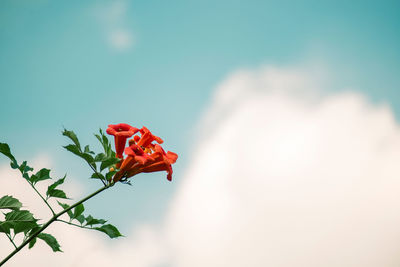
{"left": 106, "top": 123, "right": 178, "bottom": 182}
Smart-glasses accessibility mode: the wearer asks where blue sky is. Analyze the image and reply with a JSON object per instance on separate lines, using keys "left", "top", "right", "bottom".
{"left": 1, "top": 0, "right": 400, "bottom": 240}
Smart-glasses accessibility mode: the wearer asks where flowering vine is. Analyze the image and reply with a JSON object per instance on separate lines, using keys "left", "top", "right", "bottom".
{"left": 0, "top": 123, "right": 177, "bottom": 266}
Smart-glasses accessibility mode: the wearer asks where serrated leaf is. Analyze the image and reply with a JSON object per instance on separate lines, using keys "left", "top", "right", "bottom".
{"left": 0, "top": 195, "right": 22, "bottom": 210}
{"left": 85, "top": 215, "right": 107, "bottom": 226}
{"left": 94, "top": 134, "right": 103, "bottom": 146}
{"left": 81, "top": 153, "right": 95, "bottom": 164}
{"left": 62, "top": 129, "right": 81, "bottom": 149}
{"left": 64, "top": 144, "right": 96, "bottom": 169}
{"left": 22, "top": 173, "right": 29, "bottom": 180}
{"left": 72, "top": 204, "right": 84, "bottom": 219}
{"left": 18, "top": 161, "right": 33, "bottom": 174}
{"left": 0, "top": 221, "right": 10, "bottom": 234}
{"left": 30, "top": 168, "right": 51, "bottom": 185}
{"left": 76, "top": 215, "right": 85, "bottom": 224}
{"left": 29, "top": 237, "right": 37, "bottom": 249}
{"left": 95, "top": 130, "right": 112, "bottom": 156}
{"left": 47, "top": 189, "right": 68, "bottom": 199}
{"left": 0, "top": 142, "right": 16, "bottom": 162}
{"left": 57, "top": 201, "right": 73, "bottom": 218}
{"left": 10, "top": 160, "right": 19, "bottom": 169}
{"left": 4, "top": 210, "right": 38, "bottom": 234}
{"left": 5, "top": 210, "right": 35, "bottom": 222}
{"left": 91, "top": 172, "right": 105, "bottom": 180}
{"left": 102, "top": 135, "right": 109, "bottom": 151}
{"left": 47, "top": 176, "right": 66, "bottom": 194}
{"left": 94, "top": 224, "right": 122, "bottom": 238}
{"left": 13, "top": 221, "right": 38, "bottom": 234}
{"left": 37, "top": 233, "right": 62, "bottom": 252}
{"left": 100, "top": 157, "right": 120, "bottom": 171}
{"left": 105, "top": 170, "right": 118, "bottom": 182}
{"left": 84, "top": 145, "right": 95, "bottom": 155}
{"left": 94, "top": 153, "right": 106, "bottom": 162}
{"left": 63, "top": 144, "right": 81, "bottom": 157}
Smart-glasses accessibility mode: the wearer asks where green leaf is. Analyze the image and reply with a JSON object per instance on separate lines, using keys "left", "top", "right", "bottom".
{"left": 91, "top": 172, "right": 105, "bottom": 180}
{"left": 94, "top": 153, "right": 106, "bottom": 162}
{"left": 0, "top": 221, "right": 10, "bottom": 234}
{"left": 81, "top": 153, "right": 95, "bottom": 165}
{"left": 47, "top": 176, "right": 66, "bottom": 194}
{"left": 94, "top": 133, "right": 103, "bottom": 146}
{"left": 63, "top": 144, "right": 81, "bottom": 157}
{"left": 72, "top": 204, "right": 84, "bottom": 219}
{"left": 30, "top": 168, "right": 51, "bottom": 185}
{"left": 100, "top": 157, "right": 120, "bottom": 171}
{"left": 4, "top": 210, "right": 38, "bottom": 234}
{"left": 22, "top": 172, "right": 30, "bottom": 180}
{"left": 18, "top": 161, "right": 33, "bottom": 174}
{"left": 76, "top": 215, "right": 85, "bottom": 225}
{"left": 0, "top": 142, "right": 16, "bottom": 162}
{"left": 62, "top": 129, "right": 81, "bottom": 149}
{"left": 0, "top": 142, "right": 18, "bottom": 168}
{"left": 37, "top": 233, "right": 62, "bottom": 252}
{"left": 47, "top": 176, "right": 68, "bottom": 199}
{"left": 25, "top": 225, "right": 40, "bottom": 237}
{"left": 0, "top": 195, "right": 22, "bottom": 210}
{"left": 95, "top": 129, "right": 112, "bottom": 155}
{"left": 84, "top": 145, "right": 95, "bottom": 155}
{"left": 105, "top": 170, "right": 118, "bottom": 182}
{"left": 57, "top": 201, "right": 73, "bottom": 218}
{"left": 47, "top": 189, "right": 68, "bottom": 199}
{"left": 10, "top": 160, "right": 19, "bottom": 169}
{"left": 29, "top": 237, "right": 37, "bottom": 249}
{"left": 102, "top": 135, "right": 110, "bottom": 152}
{"left": 85, "top": 215, "right": 107, "bottom": 226}
{"left": 94, "top": 224, "right": 122, "bottom": 238}
{"left": 4, "top": 210, "right": 35, "bottom": 223}
{"left": 64, "top": 145, "right": 96, "bottom": 168}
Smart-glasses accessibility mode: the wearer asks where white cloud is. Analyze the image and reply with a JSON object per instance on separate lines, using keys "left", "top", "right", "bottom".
{"left": 3, "top": 65, "right": 400, "bottom": 267}
{"left": 165, "top": 66, "right": 400, "bottom": 266}
{"left": 94, "top": 0, "right": 134, "bottom": 51}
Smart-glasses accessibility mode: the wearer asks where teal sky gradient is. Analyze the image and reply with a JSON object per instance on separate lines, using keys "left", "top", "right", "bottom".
{"left": 1, "top": 0, "right": 399, "bottom": 230}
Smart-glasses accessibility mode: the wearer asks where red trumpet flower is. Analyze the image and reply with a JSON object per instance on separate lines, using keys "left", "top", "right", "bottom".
{"left": 136, "top": 126, "right": 163, "bottom": 148}
{"left": 111, "top": 124, "right": 178, "bottom": 182}
{"left": 106, "top": 123, "right": 139, "bottom": 158}
{"left": 118, "top": 144, "right": 177, "bottom": 182}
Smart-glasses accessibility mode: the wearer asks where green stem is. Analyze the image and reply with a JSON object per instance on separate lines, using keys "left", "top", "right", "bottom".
{"left": 57, "top": 219, "right": 95, "bottom": 230}
{"left": 87, "top": 163, "right": 106, "bottom": 186}
{"left": 0, "top": 184, "right": 111, "bottom": 266}
{"left": 78, "top": 146, "right": 106, "bottom": 187}
{"left": 18, "top": 168, "right": 56, "bottom": 216}
{"left": 29, "top": 183, "right": 56, "bottom": 216}
{"left": 5, "top": 234, "right": 17, "bottom": 249}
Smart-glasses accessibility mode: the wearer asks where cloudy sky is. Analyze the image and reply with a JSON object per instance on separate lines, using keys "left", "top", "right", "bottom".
{"left": 1, "top": 1, "right": 400, "bottom": 266}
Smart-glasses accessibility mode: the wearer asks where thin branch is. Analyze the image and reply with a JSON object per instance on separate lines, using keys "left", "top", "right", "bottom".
{"left": 56, "top": 219, "right": 95, "bottom": 230}
{"left": 0, "top": 184, "right": 112, "bottom": 266}
{"left": 87, "top": 163, "right": 106, "bottom": 186}
{"left": 18, "top": 168, "right": 56, "bottom": 216}
{"left": 78, "top": 146, "right": 106, "bottom": 186}
{"left": 5, "top": 234, "right": 17, "bottom": 249}
{"left": 28, "top": 183, "right": 56, "bottom": 216}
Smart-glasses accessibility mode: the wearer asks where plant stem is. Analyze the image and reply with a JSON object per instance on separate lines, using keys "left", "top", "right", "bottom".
{"left": 29, "top": 183, "right": 56, "bottom": 216}
{"left": 0, "top": 184, "right": 111, "bottom": 266}
{"left": 87, "top": 163, "right": 106, "bottom": 186}
{"left": 5, "top": 234, "right": 17, "bottom": 249}
{"left": 56, "top": 219, "right": 95, "bottom": 230}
